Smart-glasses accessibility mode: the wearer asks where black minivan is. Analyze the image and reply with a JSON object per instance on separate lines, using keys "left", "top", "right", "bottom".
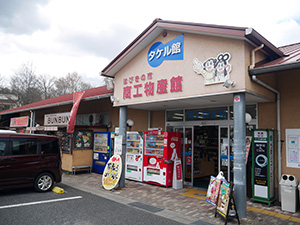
{"left": 0, "top": 132, "right": 62, "bottom": 192}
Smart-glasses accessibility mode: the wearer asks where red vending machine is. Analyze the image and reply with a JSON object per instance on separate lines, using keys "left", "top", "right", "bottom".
{"left": 143, "top": 130, "right": 181, "bottom": 187}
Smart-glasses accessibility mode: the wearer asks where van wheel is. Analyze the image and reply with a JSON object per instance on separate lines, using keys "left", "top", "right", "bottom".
{"left": 34, "top": 173, "right": 54, "bottom": 192}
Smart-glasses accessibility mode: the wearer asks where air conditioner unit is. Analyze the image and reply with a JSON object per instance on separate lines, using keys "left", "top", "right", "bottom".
{"left": 88, "top": 113, "right": 102, "bottom": 125}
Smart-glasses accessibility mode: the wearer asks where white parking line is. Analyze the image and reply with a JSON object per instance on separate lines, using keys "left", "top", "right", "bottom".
{"left": 0, "top": 196, "right": 82, "bottom": 209}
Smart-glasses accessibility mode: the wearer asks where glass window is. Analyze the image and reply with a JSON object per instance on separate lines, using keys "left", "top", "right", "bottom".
{"left": 166, "top": 110, "right": 184, "bottom": 122}
{"left": 230, "top": 104, "right": 257, "bottom": 120}
{"left": 41, "top": 139, "right": 60, "bottom": 154}
{"left": 185, "top": 107, "right": 228, "bottom": 121}
{"left": 0, "top": 139, "right": 7, "bottom": 156}
{"left": 12, "top": 139, "right": 37, "bottom": 155}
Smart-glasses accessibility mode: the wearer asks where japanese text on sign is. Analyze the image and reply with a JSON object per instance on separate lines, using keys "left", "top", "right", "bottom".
{"left": 148, "top": 34, "right": 184, "bottom": 67}
{"left": 123, "top": 72, "right": 183, "bottom": 100}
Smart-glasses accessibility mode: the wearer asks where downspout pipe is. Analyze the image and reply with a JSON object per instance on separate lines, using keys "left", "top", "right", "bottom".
{"left": 249, "top": 44, "right": 264, "bottom": 70}
{"left": 251, "top": 75, "right": 282, "bottom": 200}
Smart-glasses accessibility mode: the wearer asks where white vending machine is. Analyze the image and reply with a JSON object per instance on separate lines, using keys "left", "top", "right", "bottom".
{"left": 125, "top": 131, "right": 143, "bottom": 182}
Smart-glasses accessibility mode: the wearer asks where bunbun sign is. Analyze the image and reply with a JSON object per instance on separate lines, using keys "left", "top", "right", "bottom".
{"left": 44, "top": 112, "right": 70, "bottom": 126}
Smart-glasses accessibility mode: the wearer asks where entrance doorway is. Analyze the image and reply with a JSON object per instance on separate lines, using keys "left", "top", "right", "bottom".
{"left": 168, "top": 125, "right": 234, "bottom": 188}
{"left": 193, "top": 126, "right": 218, "bottom": 188}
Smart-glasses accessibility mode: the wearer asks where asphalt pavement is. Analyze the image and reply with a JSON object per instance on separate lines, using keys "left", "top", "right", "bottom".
{"left": 0, "top": 183, "right": 186, "bottom": 225}
{"left": 61, "top": 172, "right": 300, "bottom": 225}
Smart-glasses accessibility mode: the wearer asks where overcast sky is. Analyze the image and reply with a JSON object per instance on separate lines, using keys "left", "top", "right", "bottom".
{"left": 0, "top": 0, "right": 300, "bottom": 86}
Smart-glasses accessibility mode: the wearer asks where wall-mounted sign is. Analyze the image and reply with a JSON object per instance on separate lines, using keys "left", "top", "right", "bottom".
{"left": 148, "top": 34, "right": 184, "bottom": 67}
{"left": 193, "top": 53, "right": 232, "bottom": 85}
{"left": 10, "top": 116, "right": 29, "bottom": 127}
{"left": 122, "top": 72, "right": 183, "bottom": 100}
{"left": 286, "top": 129, "right": 300, "bottom": 168}
{"left": 44, "top": 112, "right": 70, "bottom": 126}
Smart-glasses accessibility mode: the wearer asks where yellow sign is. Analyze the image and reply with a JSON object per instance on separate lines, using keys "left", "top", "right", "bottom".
{"left": 102, "top": 155, "right": 122, "bottom": 190}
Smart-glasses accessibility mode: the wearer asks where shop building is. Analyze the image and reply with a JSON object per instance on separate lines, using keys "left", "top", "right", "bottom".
{"left": 0, "top": 86, "right": 150, "bottom": 173}
{"left": 1, "top": 19, "right": 300, "bottom": 209}
{"left": 101, "top": 18, "right": 300, "bottom": 204}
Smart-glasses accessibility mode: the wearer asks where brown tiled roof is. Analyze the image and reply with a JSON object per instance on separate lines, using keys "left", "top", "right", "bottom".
{"left": 0, "top": 86, "right": 112, "bottom": 115}
{"left": 249, "top": 42, "right": 300, "bottom": 75}
{"left": 261, "top": 42, "right": 300, "bottom": 67}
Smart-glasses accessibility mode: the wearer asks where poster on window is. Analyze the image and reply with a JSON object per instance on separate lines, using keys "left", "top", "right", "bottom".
{"left": 74, "top": 130, "right": 93, "bottom": 149}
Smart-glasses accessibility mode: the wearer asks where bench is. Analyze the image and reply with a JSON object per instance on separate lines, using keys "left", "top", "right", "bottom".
{"left": 72, "top": 165, "right": 92, "bottom": 175}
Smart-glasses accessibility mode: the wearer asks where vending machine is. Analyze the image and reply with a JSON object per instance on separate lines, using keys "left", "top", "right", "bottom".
{"left": 251, "top": 129, "right": 275, "bottom": 204}
{"left": 93, "top": 132, "right": 114, "bottom": 174}
{"left": 125, "top": 131, "right": 143, "bottom": 182}
{"left": 143, "top": 130, "right": 181, "bottom": 187}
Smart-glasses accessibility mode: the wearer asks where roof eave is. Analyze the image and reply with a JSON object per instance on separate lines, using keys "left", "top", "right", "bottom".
{"left": 249, "top": 61, "right": 300, "bottom": 76}
{"left": 245, "top": 28, "right": 284, "bottom": 59}
{"left": 101, "top": 19, "right": 248, "bottom": 78}
{"left": 101, "top": 19, "right": 284, "bottom": 78}
{"left": 0, "top": 93, "right": 112, "bottom": 116}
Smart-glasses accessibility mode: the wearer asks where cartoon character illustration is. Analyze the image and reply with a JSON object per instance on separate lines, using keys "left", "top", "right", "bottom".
{"left": 215, "top": 53, "right": 231, "bottom": 82}
{"left": 193, "top": 57, "right": 217, "bottom": 84}
{"left": 193, "top": 52, "right": 232, "bottom": 85}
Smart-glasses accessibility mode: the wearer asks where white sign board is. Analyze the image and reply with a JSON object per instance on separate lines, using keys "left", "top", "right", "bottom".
{"left": 44, "top": 112, "right": 70, "bottom": 126}
{"left": 286, "top": 129, "right": 300, "bottom": 168}
{"left": 114, "top": 135, "right": 123, "bottom": 155}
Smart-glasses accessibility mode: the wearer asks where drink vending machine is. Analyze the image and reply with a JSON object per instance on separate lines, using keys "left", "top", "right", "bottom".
{"left": 93, "top": 132, "right": 114, "bottom": 174}
{"left": 125, "top": 131, "right": 143, "bottom": 182}
{"left": 143, "top": 130, "right": 181, "bottom": 187}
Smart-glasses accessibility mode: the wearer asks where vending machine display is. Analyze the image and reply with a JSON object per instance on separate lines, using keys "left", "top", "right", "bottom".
{"left": 93, "top": 132, "right": 114, "bottom": 174}
{"left": 125, "top": 131, "right": 143, "bottom": 182}
{"left": 143, "top": 130, "right": 181, "bottom": 187}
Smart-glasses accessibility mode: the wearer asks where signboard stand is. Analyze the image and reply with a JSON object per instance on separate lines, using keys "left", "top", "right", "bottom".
{"left": 215, "top": 182, "right": 240, "bottom": 225}
{"left": 251, "top": 129, "right": 275, "bottom": 204}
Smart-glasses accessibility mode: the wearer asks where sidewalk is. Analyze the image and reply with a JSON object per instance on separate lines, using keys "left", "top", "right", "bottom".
{"left": 61, "top": 172, "right": 300, "bottom": 225}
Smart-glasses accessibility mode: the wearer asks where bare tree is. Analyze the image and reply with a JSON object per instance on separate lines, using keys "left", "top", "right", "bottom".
{"left": 38, "top": 74, "right": 56, "bottom": 100}
{"left": 53, "top": 72, "right": 92, "bottom": 96}
{"left": 10, "top": 62, "right": 42, "bottom": 106}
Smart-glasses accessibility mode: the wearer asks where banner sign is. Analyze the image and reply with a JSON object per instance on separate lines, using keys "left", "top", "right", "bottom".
{"left": 148, "top": 34, "right": 184, "bottom": 67}
{"left": 102, "top": 155, "right": 122, "bottom": 190}
{"left": 67, "top": 91, "right": 85, "bottom": 133}
{"left": 44, "top": 112, "right": 70, "bottom": 126}
{"left": 10, "top": 116, "right": 29, "bottom": 127}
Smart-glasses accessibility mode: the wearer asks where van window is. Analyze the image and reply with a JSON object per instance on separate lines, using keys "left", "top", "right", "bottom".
{"left": 11, "top": 139, "right": 37, "bottom": 155}
{"left": 41, "top": 139, "right": 60, "bottom": 154}
{"left": 0, "top": 140, "right": 7, "bottom": 156}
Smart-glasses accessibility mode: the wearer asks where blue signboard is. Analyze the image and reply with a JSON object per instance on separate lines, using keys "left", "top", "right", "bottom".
{"left": 148, "top": 34, "right": 184, "bottom": 67}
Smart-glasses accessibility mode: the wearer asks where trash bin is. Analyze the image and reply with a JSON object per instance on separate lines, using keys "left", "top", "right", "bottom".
{"left": 280, "top": 174, "right": 299, "bottom": 213}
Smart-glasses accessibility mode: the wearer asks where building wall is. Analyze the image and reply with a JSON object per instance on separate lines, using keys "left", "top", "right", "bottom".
{"left": 257, "top": 68, "right": 300, "bottom": 188}
{"left": 150, "top": 110, "right": 165, "bottom": 129}
{"left": 277, "top": 69, "right": 300, "bottom": 181}
{"left": 113, "top": 31, "right": 254, "bottom": 107}
{"left": 244, "top": 43, "right": 276, "bottom": 101}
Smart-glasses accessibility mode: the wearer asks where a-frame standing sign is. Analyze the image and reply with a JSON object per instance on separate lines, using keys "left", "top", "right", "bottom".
{"left": 214, "top": 182, "right": 240, "bottom": 225}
